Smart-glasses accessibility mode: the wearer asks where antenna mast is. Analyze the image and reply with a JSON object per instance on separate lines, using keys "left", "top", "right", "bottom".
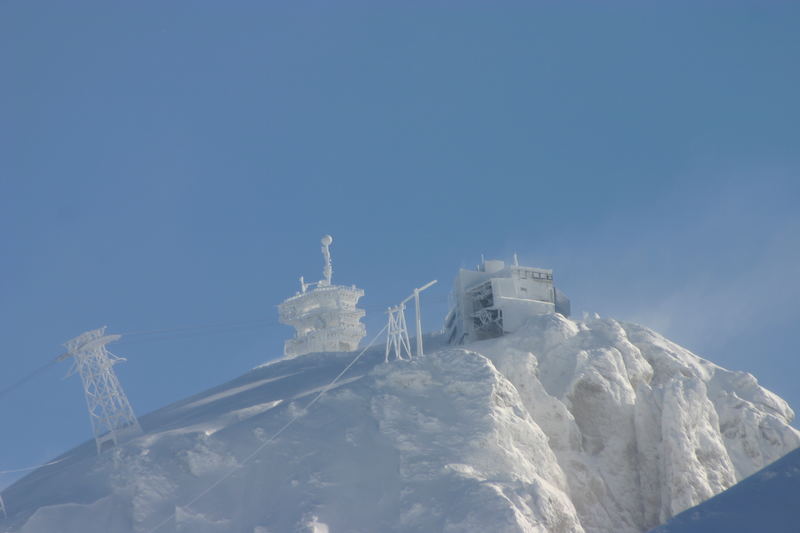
{"left": 59, "top": 327, "right": 141, "bottom": 454}
{"left": 320, "top": 234, "right": 333, "bottom": 286}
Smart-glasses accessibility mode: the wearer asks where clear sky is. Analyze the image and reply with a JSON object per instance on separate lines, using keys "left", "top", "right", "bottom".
{"left": 1, "top": 2, "right": 799, "bottom": 488}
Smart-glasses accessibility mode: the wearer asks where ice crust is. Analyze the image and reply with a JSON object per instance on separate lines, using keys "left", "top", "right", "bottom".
{"left": 2, "top": 315, "right": 798, "bottom": 532}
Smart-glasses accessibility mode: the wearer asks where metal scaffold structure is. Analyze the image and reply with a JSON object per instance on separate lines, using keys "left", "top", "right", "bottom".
{"left": 385, "top": 280, "right": 437, "bottom": 362}
{"left": 58, "top": 327, "right": 142, "bottom": 454}
{"left": 385, "top": 304, "right": 412, "bottom": 362}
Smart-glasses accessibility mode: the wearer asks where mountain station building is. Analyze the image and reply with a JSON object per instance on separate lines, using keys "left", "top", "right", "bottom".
{"left": 444, "top": 257, "right": 570, "bottom": 345}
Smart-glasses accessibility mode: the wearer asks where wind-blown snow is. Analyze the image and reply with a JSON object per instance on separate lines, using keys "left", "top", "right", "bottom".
{"left": 2, "top": 314, "right": 798, "bottom": 532}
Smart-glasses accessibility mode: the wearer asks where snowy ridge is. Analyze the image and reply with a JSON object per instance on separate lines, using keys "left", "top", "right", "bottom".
{"left": 2, "top": 315, "right": 798, "bottom": 532}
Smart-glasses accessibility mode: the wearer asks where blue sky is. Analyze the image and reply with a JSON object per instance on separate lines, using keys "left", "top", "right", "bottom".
{"left": 1, "top": 2, "right": 799, "bottom": 487}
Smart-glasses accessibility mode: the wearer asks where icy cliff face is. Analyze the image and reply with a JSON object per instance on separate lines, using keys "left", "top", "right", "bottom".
{"left": 3, "top": 315, "right": 798, "bottom": 533}
{"left": 471, "top": 315, "right": 799, "bottom": 531}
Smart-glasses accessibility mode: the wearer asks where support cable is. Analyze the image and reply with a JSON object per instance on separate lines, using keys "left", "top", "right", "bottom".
{"left": 147, "top": 323, "right": 389, "bottom": 533}
{"left": 0, "top": 359, "right": 59, "bottom": 401}
{"left": 0, "top": 319, "right": 285, "bottom": 399}
{"left": 119, "top": 318, "right": 279, "bottom": 340}
{"left": 0, "top": 457, "right": 67, "bottom": 476}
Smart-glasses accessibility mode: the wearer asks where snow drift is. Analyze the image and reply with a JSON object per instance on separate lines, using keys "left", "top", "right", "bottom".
{"left": 2, "top": 314, "right": 798, "bottom": 532}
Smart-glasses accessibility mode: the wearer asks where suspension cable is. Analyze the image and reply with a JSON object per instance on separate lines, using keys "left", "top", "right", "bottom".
{"left": 0, "top": 457, "right": 68, "bottom": 476}
{"left": 0, "top": 319, "right": 286, "bottom": 398}
{"left": 119, "top": 318, "right": 280, "bottom": 339}
{"left": 0, "top": 359, "right": 59, "bottom": 401}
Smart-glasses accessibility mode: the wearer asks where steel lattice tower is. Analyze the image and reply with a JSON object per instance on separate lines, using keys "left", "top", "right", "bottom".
{"left": 385, "top": 304, "right": 412, "bottom": 362}
{"left": 59, "top": 327, "right": 141, "bottom": 454}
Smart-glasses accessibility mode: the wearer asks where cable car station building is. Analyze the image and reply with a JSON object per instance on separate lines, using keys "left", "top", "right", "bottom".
{"left": 444, "top": 257, "right": 570, "bottom": 345}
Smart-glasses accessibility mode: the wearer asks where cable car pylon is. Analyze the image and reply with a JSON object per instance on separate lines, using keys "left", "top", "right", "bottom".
{"left": 59, "top": 327, "right": 141, "bottom": 454}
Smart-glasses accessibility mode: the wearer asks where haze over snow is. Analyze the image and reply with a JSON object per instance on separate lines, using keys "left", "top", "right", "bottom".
{"left": 2, "top": 314, "right": 797, "bottom": 533}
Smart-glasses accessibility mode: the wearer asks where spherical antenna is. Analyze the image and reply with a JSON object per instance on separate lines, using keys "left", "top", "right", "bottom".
{"left": 321, "top": 234, "right": 333, "bottom": 246}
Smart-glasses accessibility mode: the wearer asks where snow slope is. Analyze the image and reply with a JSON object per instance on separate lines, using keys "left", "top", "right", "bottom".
{"left": 649, "top": 445, "right": 800, "bottom": 533}
{"left": 2, "top": 314, "right": 798, "bottom": 533}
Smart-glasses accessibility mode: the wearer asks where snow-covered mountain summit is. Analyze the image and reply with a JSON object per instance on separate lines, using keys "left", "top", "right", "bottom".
{"left": 2, "top": 314, "right": 798, "bottom": 533}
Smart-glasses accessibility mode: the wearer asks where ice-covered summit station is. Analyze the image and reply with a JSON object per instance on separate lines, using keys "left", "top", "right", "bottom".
{"left": 278, "top": 235, "right": 366, "bottom": 358}
{"left": 444, "top": 255, "right": 570, "bottom": 344}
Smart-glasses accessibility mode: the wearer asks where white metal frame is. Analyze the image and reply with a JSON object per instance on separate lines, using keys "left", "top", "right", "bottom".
{"left": 385, "top": 304, "right": 412, "bottom": 362}
{"left": 384, "top": 280, "right": 437, "bottom": 362}
{"left": 59, "top": 327, "right": 142, "bottom": 454}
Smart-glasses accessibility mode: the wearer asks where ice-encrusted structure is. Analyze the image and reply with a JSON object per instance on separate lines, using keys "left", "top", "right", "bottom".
{"left": 2, "top": 315, "right": 798, "bottom": 533}
{"left": 444, "top": 257, "right": 570, "bottom": 344}
{"left": 59, "top": 327, "right": 142, "bottom": 454}
{"left": 278, "top": 235, "right": 366, "bottom": 357}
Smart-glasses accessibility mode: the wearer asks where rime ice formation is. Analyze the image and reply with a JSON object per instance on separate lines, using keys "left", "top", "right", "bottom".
{"left": 59, "top": 327, "right": 142, "bottom": 454}
{"left": 2, "top": 315, "right": 798, "bottom": 533}
{"left": 445, "top": 257, "right": 570, "bottom": 344}
{"left": 278, "top": 235, "right": 367, "bottom": 358}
